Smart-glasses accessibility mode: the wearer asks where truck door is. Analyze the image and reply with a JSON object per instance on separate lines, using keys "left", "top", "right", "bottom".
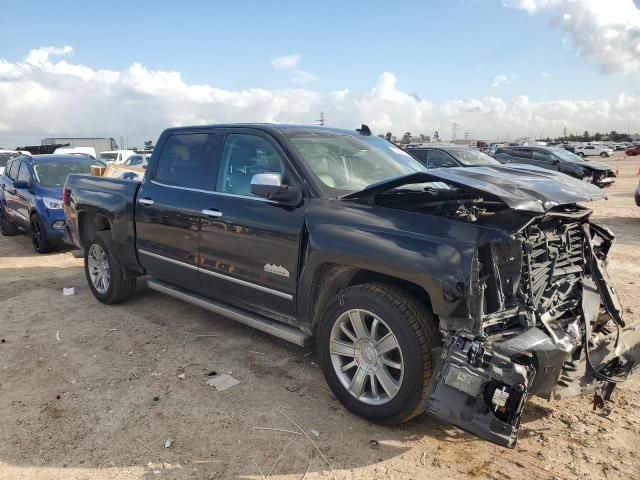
{"left": 135, "top": 132, "right": 222, "bottom": 291}
{"left": 197, "top": 130, "right": 305, "bottom": 319}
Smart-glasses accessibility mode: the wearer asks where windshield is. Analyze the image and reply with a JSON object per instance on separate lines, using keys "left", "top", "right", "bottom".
{"left": 33, "top": 159, "right": 101, "bottom": 187}
{"left": 551, "top": 148, "right": 583, "bottom": 163}
{"left": 98, "top": 152, "right": 118, "bottom": 161}
{"left": 0, "top": 152, "right": 20, "bottom": 168}
{"left": 447, "top": 149, "right": 501, "bottom": 166}
{"left": 286, "top": 132, "right": 425, "bottom": 196}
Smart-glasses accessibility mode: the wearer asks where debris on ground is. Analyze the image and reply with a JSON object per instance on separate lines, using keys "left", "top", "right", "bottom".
{"left": 177, "top": 374, "right": 186, "bottom": 380}
{"left": 205, "top": 373, "right": 240, "bottom": 391}
{"left": 164, "top": 438, "right": 172, "bottom": 449}
{"left": 62, "top": 287, "right": 75, "bottom": 296}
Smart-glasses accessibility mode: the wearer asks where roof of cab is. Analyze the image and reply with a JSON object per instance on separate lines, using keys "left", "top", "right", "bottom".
{"left": 18, "top": 154, "right": 95, "bottom": 164}
{"left": 161, "top": 123, "right": 362, "bottom": 136}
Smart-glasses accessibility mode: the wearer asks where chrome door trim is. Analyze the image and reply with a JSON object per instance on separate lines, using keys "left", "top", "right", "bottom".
{"left": 149, "top": 179, "right": 276, "bottom": 203}
{"left": 138, "top": 249, "right": 293, "bottom": 301}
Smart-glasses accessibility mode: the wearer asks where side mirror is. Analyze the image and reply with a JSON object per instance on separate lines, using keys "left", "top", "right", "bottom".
{"left": 14, "top": 180, "right": 30, "bottom": 190}
{"left": 251, "top": 173, "right": 302, "bottom": 205}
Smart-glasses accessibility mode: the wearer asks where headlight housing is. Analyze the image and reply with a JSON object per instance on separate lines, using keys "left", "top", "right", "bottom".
{"left": 43, "top": 197, "right": 63, "bottom": 210}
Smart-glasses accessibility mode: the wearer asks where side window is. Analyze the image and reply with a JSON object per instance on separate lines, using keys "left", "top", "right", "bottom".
{"left": 532, "top": 150, "right": 554, "bottom": 162}
{"left": 509, "top": 149, "right": 533, "bottom": 159}
{"left": 17, "top": 162, "right": 31, "bottom": 182}
{"left": 216, "top": 134, "right": 286, "bottom": 197}
{"left": 4, "top": 160, "right": 14, "bottom": 179}
{"left": 427, "top": 150, "right": 456, "bottom": 167}
{"left": 7, "top": 159, "right": 20, "bottom": 180}
{"left": 408, "top": 149, "right": 428, "bottom": 164}
{"left": 153, "top": 133, "right": 220, "bottom": 190}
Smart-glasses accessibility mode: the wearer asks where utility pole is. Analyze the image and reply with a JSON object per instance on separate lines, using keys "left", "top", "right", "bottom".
{"left": 452, "top": 122, "right": 458, "bottom": 141}
{"left": 563, "top": 126, "right": 568, "bottom": 139}
{"left": 464, "top": 131, "right": 470, "bottom": 140}
{"left": 316, "top": 111, "right": 325, "bottom": 126}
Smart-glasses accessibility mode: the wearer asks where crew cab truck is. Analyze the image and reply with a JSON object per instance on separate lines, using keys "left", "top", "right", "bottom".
{"left": 64, "top": 124, "right": 640, "bottom": 447}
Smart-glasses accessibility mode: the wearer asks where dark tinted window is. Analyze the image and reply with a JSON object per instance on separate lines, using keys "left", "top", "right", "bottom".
{"left": 532, "top": 150, "right": 554, "bottom": 162}
{"left": 507, "top": 148, "right": 532, "bottom": 160}
{"left": 427, "top": 150, "right": 457, "bottom": 167}
{"left": 17, "top": 162, "right": 31, "bottom": 182}
{"left": 154, "top": 133, "right": 220, "bottom": 190}
{"left": 217, "top": 134, "right": 286, "bottom": 196}
{"left": 408, "top": 149, "right": 428, "bottom": 163}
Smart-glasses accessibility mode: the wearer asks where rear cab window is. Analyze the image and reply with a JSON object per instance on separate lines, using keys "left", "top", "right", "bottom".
{"left": 153, "top": 133, "right": 221, "bottom": 190}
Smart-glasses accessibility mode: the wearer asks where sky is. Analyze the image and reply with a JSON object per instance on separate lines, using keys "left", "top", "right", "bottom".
{"left": 1, "top": 0, "right": 639, "bottom": 147}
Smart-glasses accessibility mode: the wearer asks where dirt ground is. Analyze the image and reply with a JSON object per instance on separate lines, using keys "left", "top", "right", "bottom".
{"left": 1, "top": 152, "right": 639, "bottom": 480}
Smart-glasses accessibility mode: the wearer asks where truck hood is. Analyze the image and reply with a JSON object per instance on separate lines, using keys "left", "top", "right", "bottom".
{"left": 344, "top": 166, "right": 605, "bottom": 213}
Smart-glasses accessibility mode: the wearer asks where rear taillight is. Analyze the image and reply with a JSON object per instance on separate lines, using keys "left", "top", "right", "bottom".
{"left": 62, "top": 186, "right": 70, "bottom": 207}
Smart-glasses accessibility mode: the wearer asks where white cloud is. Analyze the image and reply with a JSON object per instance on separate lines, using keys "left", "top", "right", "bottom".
{"left": 491, "top": 74, "right": 512, "bottom": 87}
{"left": 271, "top": 54, "right": 301, "bottom": 70}
{"left": 0, "top": 46, "right": 639, "bottom": 147}
{"left": 540, "top": 71, "right": 553, "bottom": 78}
{"left": 504, "top": 0, "right": 640, "bottom": 74}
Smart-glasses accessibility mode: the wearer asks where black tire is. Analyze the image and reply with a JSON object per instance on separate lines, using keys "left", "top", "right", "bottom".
{"left": 0, "top": 205, "right": 19, "bottom": 236}
{"left": 30, "top": 214, "right": 56, "bottom": 253}
{"left": 577, "top": 152, "right": 585, "bottom": 157}
{"left": 317, "top": 283, "right": 440, "bottom": 425}
{"left": 84, "top": 231, "right": 136, "bottom": 304}
{"left": 600, "top": 152, "right": 608, "bottom": 158}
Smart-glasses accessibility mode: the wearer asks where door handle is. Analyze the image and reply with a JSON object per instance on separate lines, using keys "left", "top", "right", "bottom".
{"left": 138, "top": 198, "right": 155, "bottom": 206}
{"left": 202, "top": 209, "right": 223, "bottom": 218}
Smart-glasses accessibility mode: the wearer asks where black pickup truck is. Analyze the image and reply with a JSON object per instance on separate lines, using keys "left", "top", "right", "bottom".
{"left": 63, "top": 124, "right": 639, "bottom": 447}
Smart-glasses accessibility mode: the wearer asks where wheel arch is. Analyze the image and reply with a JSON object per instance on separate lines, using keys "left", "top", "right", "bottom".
{"left": 78, "top": 212, "right": 112, "bottom": 249}
{"left": 306, "top": 263, "right": 437, "bottom": 337}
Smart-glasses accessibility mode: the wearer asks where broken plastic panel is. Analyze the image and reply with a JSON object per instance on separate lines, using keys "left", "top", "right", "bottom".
{"left": 426, "top": 332, "right": 535, "bottom": 448}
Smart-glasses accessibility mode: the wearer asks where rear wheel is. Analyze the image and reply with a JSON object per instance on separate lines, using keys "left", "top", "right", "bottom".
{"left": 0, "top": 206, "right": 19, "bottom": 236}
{"left": 30, "top": 214, "right": 55, "bottom": 253}
{"left": 85, "top": 231, "right": 136, "bottom": 304}
{"left": 600, "top": 152, "right": 609, "bottom": 158}
{"left": 317, "top": 283, "right": 439, "bottom": 425}
{"left": 577, "top": 152, "right": 585, "bottom": 157}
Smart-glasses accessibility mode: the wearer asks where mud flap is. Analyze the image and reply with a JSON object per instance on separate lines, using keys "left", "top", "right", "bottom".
{"left": 426, "top": 332, "right": 535, "bottom": 448}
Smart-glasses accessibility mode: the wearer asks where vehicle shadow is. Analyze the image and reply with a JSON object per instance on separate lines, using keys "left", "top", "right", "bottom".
{"left": 591, "top": 216, "right": 640, "bottom": 246}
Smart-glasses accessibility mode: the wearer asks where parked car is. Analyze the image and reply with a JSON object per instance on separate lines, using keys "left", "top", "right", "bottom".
{"left": 494, "top": 146, "right": 616, "bottom": 187}
{"left": 625, "top": 144, "right": 640, "bottom": 156}
{"left": 406, "top": 146, "right": 502, "bottom": 168}
{"left": 560, "top": 144, "right": 576, "bottom": 153}
{"left": 97, "top": 150, "right": 136, "bottom": 164}
{"left": 123, "top": 153, "right": 151, "bottom": 168}
{"left": 0, "top": 154, "right": 103, "bottom": 253}
{"left": 574, "top": 144, "right": 613, "bottom": 158}
{"left": 63, "top": 124, "right": 638, "bottom": 448}
{"left": 54, "top": 146, "right": 97, "bottom": 158}
{"left": 0, "top": 149, "right": 21, "bottom": 175}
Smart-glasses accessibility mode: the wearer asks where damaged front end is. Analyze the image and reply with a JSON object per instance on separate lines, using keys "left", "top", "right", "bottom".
{"left": 426, "top": 206, "right": 639, "bottom": 447}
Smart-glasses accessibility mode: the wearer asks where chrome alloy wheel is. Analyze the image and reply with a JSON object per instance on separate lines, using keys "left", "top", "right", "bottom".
{"left": 329, "top": 309, "right": 404, "bottom": 405}
{"left": 88, "top": 244, "right": 111, "bottom": 294}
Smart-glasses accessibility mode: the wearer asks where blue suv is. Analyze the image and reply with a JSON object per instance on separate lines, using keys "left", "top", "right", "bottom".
{"left": 0, "top": 154, "right": 101, "bottom": 253}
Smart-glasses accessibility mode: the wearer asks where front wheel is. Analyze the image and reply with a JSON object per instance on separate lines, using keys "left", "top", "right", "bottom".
{"left": 317, "top": 283, "right": 439, "bottom": 425}
{"left": 30, "top": 214, "right": 56, "bottom": 253}
{"left": 85, "top": 231, "right": 136, "bottom": 304}
{"left": 577, "top": 152, "right": 585, "bottom": 157}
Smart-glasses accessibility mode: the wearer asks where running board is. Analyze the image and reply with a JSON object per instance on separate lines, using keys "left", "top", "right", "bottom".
{"left": 146, "top": 279, "right": 310, "bottom": 347}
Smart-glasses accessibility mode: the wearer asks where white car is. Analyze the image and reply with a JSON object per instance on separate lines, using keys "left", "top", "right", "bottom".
{"left": 97, "top": 150, "right": 136, "bottom": 164}
{"left": 122, "top": 153, "right": 151, "bottom": 168}
{"left": 54, "top": 146, "right": 97, "bottom": 158}
{"left": 575, "top": 144, "right": 614, "bottom": 158}
{"left": 0, "top": 149, "right": 22, "bottom": 175}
